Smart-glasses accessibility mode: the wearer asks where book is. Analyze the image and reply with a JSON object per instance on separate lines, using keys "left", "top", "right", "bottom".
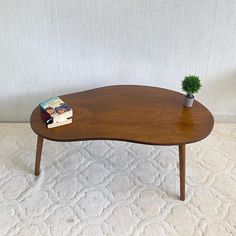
{"left": 39, "top": 97, "right": 73, "bottom": 123}
{"left": 47, "top": 118, "right": 72, "bottom": 129}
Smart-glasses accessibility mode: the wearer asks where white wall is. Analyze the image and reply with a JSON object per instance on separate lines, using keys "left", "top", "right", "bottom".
{"left": 0, "top": 0, "right": 236, "bottom": 122}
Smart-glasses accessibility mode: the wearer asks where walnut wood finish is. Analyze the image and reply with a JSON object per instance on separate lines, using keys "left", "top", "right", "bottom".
{"left": 34, "top": 135, "right": 43, "bottom": 176}
{"left": 30, "top": 85, "right": 214, "bottom": 200}
{"left": 179, "top": 144, "right": 186, "bottom": 201}
{"left": 31, "top": 85, "right": 214, "bottom": 145}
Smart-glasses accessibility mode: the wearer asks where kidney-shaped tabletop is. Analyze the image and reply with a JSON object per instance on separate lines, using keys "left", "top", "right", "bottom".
{"left": 30, "top": 85, "right": 214, "bottom": 145}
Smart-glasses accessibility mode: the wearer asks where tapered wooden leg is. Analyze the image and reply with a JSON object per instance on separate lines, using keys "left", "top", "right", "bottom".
{"left": 35, "top": 136, "right": 44, "bottom": 176}
{"left": 179, "top": 144, "right": 186, "bottom": 201}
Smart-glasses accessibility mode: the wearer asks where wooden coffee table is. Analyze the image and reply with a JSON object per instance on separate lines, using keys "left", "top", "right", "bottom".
{"left": 30, "top": 85, "right": 214, "bottom": 201}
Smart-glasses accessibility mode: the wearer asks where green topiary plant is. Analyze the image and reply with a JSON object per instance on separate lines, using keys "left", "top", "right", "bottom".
{"left": 181, "top": 75, "right": 202, "bottom": 98}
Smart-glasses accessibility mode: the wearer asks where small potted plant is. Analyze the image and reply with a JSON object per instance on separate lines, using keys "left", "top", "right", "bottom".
{"left": 181, "top": 75, "right": 202, "bottom": 107}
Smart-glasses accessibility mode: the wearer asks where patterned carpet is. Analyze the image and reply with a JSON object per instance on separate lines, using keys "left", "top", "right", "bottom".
{"left": 0, "top": 123, "right": 235, "bottom": 236}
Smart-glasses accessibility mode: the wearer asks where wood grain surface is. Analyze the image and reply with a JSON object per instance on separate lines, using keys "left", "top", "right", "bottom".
{"left": 30, "top": 85, "right": 214, "bottom": 145}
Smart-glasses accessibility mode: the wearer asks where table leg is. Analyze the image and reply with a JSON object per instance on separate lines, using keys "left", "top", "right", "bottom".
{"left": 179, "top": 144, "right": 186, "bottom": 201}
{"left": 35, "top": 135, "right": 44, "bottom": 176}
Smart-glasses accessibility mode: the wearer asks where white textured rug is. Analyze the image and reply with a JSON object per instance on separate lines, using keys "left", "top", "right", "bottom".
{"left": 0, "top": 123, "right": 236, "bottom": 236}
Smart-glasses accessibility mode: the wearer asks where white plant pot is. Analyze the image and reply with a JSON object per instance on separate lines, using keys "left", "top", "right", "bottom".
{"left": 184, "top": 95, "right": 194, "bottom": 107}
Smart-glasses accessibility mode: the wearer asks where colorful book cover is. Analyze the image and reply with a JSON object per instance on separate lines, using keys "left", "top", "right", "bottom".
{"left": 39, "top": 97, "right": 73, "bottom": 122}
